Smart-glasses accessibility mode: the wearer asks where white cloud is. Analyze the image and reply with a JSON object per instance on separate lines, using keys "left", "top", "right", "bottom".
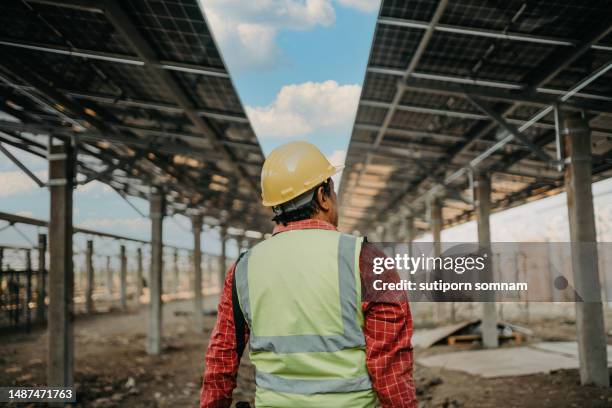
{"left": 246, "top": 80, "right": 361, "bottom": 139}
{"left": 327, "top": 149, "right": 347, "bottom": 190}
{"left": 336, "top": 0, "right": 380, "bottom": 12}
{"left": 200, "top": 0, "right": 335, "bottom": 71}
{"left": 0, "top": 170, "right": 47, "bottom": 197}
{"left": 75, "top": 180, "right": 111, "bottom": 194}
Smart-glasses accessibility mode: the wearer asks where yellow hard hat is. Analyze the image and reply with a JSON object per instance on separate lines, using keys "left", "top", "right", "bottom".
{"left": 261, "top": 141, "right": 342, "bottom": 207}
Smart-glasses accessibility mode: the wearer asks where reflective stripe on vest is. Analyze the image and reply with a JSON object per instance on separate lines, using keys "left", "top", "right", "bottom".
{"left": 234, "top": 231, "right": 373, "bottom": 396}
{"left": 256, "top": 371, "right": 372, "bottom": 395}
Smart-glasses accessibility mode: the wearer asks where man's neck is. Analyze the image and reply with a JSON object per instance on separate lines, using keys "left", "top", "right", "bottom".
{"left": 312, "top": 212, "right": 336, "bottom": 227}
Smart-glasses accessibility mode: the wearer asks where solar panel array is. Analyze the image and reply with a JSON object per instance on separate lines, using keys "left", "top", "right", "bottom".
{"left": 339, "top": 0, "right": 612, "bottom": 236}
{"left": 0, "top": 0, "right": 272, "bottom": 234}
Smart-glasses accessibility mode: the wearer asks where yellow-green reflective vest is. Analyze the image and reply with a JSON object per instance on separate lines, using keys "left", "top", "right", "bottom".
{"left": 235, "top": 229, "right": 377, "bottom": 408}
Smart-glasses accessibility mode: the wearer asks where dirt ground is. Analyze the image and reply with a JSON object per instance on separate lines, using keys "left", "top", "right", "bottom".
{"left": 1, "top": 300, "right": 612, "bottom": 407}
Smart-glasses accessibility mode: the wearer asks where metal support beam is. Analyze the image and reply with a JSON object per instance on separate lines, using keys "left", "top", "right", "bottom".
{"left": 563, "top": 114, "right": 608, "bottom": 387}
{"left": 354, "top": 123, "right": 464, "bottom": 142}
{"left": 0, "top": 142, "right": 45, "bottom": 187}
{"left": 362, "top": 99, "right": 487, "bottom": 120}
{"left": 219, "top": 225, "right": 227, "bottom": 287}
{"left": 525, "top": 21, "right": 612, "bottom": 88}
{"left": 400, "top": 77, "right": 612, "bottom": 114}
{"left": 430, "top": 199, "right": 442, "bottom": 258}
{"left": 47, "top": 142, "right": 75, "bottom": 386}
{"left": 136, "top": 247, "right": 143, "bottom": 303}
{"left": 105, "top": 256, "right": 113, "bottom": 297}
{"left": 85, "top": 240, "right": 94, "bottom": 314}
{"left": 66, "top": 88, "right": 248, "bottom": 122}
{"left": 192, "top": 216, "right": 203, "bottom": 332}
{"left": 147, "top": 191, "right": 165, "bottom": 355}
{"left": 36, "top": 233, "right": 46, "bottom": 323}
{"left": 367, "top": 68, "right": 612, "bottom": 103}
{"left": 430, "top": 199, "right": 449, "bottom": 321}
{"left": 173, "top": 248, "right": 179, "bottom": 294}
{"left": 0, "top": 38, "right": 229, "bottom": 79}
{"left": 25, "top": 249, "right": 32, "bottom": 329}
{"left": 405, "top": 215, "right": 415, "bottom": 262}
{"left": 378, "top": 17, "right": 578, "bottom": 47}
{"left": 0, "top": 209, "right": 149, "bottom": 244}
{"left": 25, "top": 0, "right": 103, "bottom": 13}
{"left": 474, "top": 173, "right": 498, "bottom": 348}
{"left": 467, "top": 96, "right": 559, "bottom": 163}
{"left": 119, "top": 244, "right": 127, "bottom": 311}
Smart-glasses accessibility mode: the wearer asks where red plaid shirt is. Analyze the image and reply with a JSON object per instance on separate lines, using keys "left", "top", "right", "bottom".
{"left": 200, "top": 219, "right": 416, "bottom": 407}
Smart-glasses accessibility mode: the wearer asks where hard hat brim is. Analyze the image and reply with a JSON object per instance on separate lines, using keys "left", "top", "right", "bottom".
{"left": 262, "top": 165, "right": 343, "bottom": 207}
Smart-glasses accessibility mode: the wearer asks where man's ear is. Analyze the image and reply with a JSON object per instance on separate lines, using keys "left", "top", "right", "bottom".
{"left": 316, "top": 185, "right": 332, "bottom": 212}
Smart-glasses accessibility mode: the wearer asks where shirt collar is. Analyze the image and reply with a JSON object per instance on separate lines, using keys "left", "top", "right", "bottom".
{"left": 273, "top": 219, "right": 338, "bottom": 235}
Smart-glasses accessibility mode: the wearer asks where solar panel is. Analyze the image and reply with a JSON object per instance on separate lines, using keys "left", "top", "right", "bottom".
{"left": 0, "top": 0, "right": 272, "bottom": 233}
{"left": 339, "top": 0, "right": 612, "bottom": 235}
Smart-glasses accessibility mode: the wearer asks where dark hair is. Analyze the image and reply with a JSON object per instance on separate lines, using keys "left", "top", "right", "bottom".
{"left": 272, "top": 178, "right": 332, "bottom": 225}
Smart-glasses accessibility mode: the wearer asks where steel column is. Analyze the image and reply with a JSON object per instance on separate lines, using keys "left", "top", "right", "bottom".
{"left": 430, "top": 199, "right": 446, "bottom": 321}
{"left": 25, "top": 250, "right": 32, "bottom": 330}
{"left": 120, "top": 245, "right": 127, "bottom": 311}
{"left": 563, "top": 114, "right": 608, "bottom": 387}
{"left": 106, "top": 255, "right": 113, "bottom": 297}
{"left": 430, "top": 200, "right": 442, "bottom": 258}
{"left": 36, "top": 233, "right": 46, "bottom": 323}
{"left": 406, "top": 216, "right": 415, "bottom": 259}
{"left": 474, "top": 173, "right": 498, "bottom": 348}
{"left": 219, "top": 226, "right": 227, "bottom": 287}
{"left": 147, "top": 191, "right": 165, "bottom": 355}
{"left": 136, "top": 247, "right": 143, "bottom": 302}
{"left": 47, "top": 142, "right": 75, "bottom": 386}
{"left": 173, "top": 249, "right": 179, "bottom": 294}
{"left": 192, "top": 216, "right": 203, "bottom": 332}
{"left": 85, "top": 240, "right": 94, "bottom": 314}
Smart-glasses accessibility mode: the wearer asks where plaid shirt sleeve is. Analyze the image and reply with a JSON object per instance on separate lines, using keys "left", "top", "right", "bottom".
{"left": 360, "top": 242, "right": 417, "bottom": 408}
{"left": 200, "top": 263, "right": 249, "bottom": 408}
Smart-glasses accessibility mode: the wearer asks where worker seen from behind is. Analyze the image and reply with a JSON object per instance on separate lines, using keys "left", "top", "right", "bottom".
{"left": 200, "top": 141, "right": 416, "bottom": 407}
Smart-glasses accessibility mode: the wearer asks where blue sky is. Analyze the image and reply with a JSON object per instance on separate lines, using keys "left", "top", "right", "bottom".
{"left": 201, "top": 0, "right": 380, "bottom": 160}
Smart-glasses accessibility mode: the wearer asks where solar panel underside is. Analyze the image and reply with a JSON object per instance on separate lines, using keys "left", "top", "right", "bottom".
{"left": 0, "top": 0, "right": 271, "bottom": 232}
{"left": 339, "top": 0, "right": 612, "bottom": 235}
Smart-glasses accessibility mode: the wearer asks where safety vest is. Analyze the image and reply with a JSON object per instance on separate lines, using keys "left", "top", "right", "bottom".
{"left": 235, "top": 229, "right": 377, "bottom": 408}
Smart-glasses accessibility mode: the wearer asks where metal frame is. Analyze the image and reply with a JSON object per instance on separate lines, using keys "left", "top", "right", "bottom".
{"left": 377, "top": 16, "right": 612, "bottom": 49}
{"left": 398, "top": 77, "right": 612, "bottom": 114}
{"left": 0, "top": 142, "right": 45, "bottom": 187}
{"left": 366, "top": 68, "right": 612, "bottom": 103}
{"left": 0, "top": 39, "right": 229, "bottom": 78}
{"left": 466, "top": 96, "right": 559, "bottom": 164}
